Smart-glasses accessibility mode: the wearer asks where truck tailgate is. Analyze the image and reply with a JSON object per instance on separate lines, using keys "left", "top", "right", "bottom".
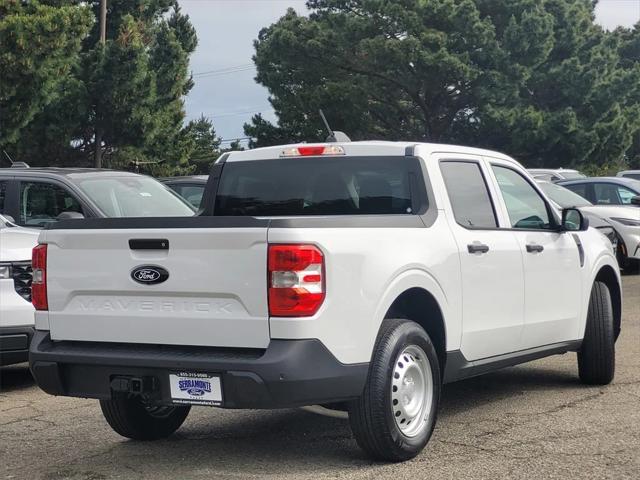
{"left": 42, "top": 221, "right": 269, "bottom": 349}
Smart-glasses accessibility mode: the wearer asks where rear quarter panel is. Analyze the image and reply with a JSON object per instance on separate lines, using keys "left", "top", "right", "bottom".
{"left": 268, "top": 214, "right": 461, "bottom": 364}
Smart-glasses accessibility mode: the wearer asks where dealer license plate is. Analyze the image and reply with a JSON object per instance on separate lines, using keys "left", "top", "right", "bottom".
{"left": 169, "top": 372, "right": 222, "bottom": 406}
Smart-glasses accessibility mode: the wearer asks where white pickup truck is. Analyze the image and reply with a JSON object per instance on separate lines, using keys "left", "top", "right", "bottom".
{"left": 29, "top": 142, "right": 621, "bottom": 461}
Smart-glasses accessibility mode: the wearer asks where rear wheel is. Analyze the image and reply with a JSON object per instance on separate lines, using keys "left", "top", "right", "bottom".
{"left": 349, "top": 319, "right": 441, "bottom": 462}
{"left": 578, "top": 281, "right": 615, "bottom": 385}
{"left": 100, "top": 397, "right": 190, "bottom": 440}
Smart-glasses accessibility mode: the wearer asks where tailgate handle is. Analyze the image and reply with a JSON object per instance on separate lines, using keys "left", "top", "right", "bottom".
{"left": 129, "top": 239, "right": 169, "bottom": 250}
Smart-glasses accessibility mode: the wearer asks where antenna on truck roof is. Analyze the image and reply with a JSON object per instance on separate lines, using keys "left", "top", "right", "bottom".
{"left": 2, "top": 150, "right": 29, "bottom": 168}
{"left": 319, "top": 109, "right": 351, "bottom": 143}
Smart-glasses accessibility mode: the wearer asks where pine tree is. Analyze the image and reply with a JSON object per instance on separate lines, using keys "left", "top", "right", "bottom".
{"left": 4, "top": 0, "right": 198, "bottom": 173}
{"left": 246, "top": 0, "right": 640, "bottom": 168}
{"left": 0, "top": 1, "right": 92, "bottom": 147}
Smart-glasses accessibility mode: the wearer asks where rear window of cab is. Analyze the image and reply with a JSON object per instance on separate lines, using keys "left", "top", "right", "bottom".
{"left": 214, "top": 157, "right": 424, "bottom": 216}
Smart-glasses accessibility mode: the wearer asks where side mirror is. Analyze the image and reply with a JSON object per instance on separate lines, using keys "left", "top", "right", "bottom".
{"left": 561, "top": 208, "right": 589, "bottom": 232}
{"left": 631, "top": 195, "right": 640, "bottom": 206}
{"left": 2, "top": 214, "right": 16, "bottom": 224}
{"left": 57, "top": 211, "right": 85, "bottom": 221}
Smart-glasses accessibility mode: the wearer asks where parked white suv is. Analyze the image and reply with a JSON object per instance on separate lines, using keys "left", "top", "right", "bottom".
{"left": 29, "top": 142, "right": 621, "bottom": 461}
{"left": 527, "top": 168, "right": 586, "bottom": 182}
{"left": 0, "top": 215, "right": 39, "bottom": 366}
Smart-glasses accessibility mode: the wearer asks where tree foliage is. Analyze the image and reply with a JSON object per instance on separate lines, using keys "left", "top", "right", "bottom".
{"left": 3, "top": 0, "right": 199, "bottom": 173}
{"left": 0, "top": 0, "right": 92, "bottom": 145}
{"left": 246, "top": 0, "right": 640, "bottom": 169}
{"left": 183, "top": 115, "right": 222, "bottom": 174}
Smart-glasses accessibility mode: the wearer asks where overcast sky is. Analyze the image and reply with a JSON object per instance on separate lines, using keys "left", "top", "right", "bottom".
{"left": 180, "top": 0, "right": 640, "bottom": 144}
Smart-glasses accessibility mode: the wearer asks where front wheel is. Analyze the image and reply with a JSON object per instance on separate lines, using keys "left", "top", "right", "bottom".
{"left": 100, "top": 397, "right": 191, "bottom": 440}
{"left": 349, "top": 319, "right": 441, "bottom": 462}
{"left": 578, "top": 281, "right": 615, "bottom": 385}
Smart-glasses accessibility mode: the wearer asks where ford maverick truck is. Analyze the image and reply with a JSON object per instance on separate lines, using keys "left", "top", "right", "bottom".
{"left": 29, "top": 142, "right": 621, "bottom": 461}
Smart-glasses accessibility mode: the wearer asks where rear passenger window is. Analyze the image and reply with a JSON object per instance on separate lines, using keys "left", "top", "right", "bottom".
{"left": 440, "top": 161, "right": 497, "bottom": 228}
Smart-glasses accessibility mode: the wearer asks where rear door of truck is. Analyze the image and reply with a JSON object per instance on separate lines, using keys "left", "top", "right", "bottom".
{"left": 40, "top": 217, "right": 270, "bottom": 349}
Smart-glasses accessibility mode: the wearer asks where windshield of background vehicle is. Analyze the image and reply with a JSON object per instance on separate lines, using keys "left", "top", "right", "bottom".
{"left": 73, "top": 176, "right": 195, "bottom": 217}
{"left": 539, "top": 182, "right": 592, "bottom": 208}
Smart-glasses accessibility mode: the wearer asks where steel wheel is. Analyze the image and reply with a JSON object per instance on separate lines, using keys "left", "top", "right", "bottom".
{"left": 390, "top": 344, "right": 433, "bottom": 438}
{"left": 349, "top": 319, "right": 441, "bottom": 461}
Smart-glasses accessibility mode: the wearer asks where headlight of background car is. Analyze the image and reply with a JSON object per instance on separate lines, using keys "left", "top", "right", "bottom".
{"left": 610, "top": 217, "right": 640, "bottom": 227}
{"left": 0, "top": 263, "right": 12, "bottom": 279}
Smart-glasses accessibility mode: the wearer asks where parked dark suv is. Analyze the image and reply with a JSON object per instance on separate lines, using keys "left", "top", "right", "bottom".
{"left": 0, "top": 166, "right": 195, "bottom": 227}
{"left": 160, "top": 175, "right": 208, "bottom": 210}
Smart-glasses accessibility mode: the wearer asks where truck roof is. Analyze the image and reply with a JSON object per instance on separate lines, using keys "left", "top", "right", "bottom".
{"left": 226, "top": 141, "right": 516, "bottom": 164}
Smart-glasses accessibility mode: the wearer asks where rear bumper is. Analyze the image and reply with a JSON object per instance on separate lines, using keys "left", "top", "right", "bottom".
{"left": 29, "top": 331, "right": 368, "bottom": 409}
{"left": 0, "top": 326, "right": 34, "bottom": 366}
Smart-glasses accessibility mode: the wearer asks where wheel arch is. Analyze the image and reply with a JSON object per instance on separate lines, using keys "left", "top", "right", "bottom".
{"left": 384, "top": 287, "right": 448, "bottom": 373}
{"left": 594, "top": 264, "right": 622, "bottom": 340}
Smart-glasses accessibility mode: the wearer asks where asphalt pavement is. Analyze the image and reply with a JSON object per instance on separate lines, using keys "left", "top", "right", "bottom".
{"left": 1, "top": 274, "right": 638, "bottom": 480}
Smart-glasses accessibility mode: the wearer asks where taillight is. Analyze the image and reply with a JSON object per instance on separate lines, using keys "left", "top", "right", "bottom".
{"left": 268, "top": 244, "right": 325, "bottom": 317}
{"left": 32, "top": 244, "right": 48, "bottom": 311}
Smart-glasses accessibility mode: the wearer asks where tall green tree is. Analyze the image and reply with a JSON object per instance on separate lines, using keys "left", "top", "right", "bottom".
{"left": 0, "top": 0, "right": 92, "bottom": 147}
{"left": 5, "top": 0, "right": 198, "bottom": 172}
{"left": 615, "top": 22, "right": 640, "bottom": 169}
{"left": 245, "top": 0, "right": 640, "bottom": 168}
{"left": 183, "top": 115, "right": 221, "bottom": 174}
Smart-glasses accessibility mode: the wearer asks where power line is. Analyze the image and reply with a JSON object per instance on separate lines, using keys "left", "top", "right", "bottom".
{"left": 207, "top": 107, "right": 273, "bottom": 119}
{"left": 192, "top": 64, "right": 255, "bottom": 78}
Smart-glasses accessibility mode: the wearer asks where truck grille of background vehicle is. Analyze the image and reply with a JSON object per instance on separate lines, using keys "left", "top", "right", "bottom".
{"left": 11, "top": 262, "right": 33, "bottom": 302}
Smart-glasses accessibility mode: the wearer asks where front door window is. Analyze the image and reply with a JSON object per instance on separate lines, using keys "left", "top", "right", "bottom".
{"left": 19, "top": 181, "right": 83, "bottom": 227}
{"left": 492, "top": 166, "right": 553, "bottom": 229}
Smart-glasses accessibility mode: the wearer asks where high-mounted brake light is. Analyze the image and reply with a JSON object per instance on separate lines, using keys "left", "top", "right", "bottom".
{"left": 280, "top": 145, "right": 345, "bottom": 157}
{"left": 32, "top": 244, "right": 48, "bottom": 311}
{"left": 268, "top": 244, "right": 325, "bottom": 317}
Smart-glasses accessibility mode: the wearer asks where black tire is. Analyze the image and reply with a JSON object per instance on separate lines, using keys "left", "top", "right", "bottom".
{"left": 349, "top": 319, "right": 441, "bottom": 462}
{"left": 623, "top": 258, "right": 640, "bottom": 274}
{"left": 578, "top": 281, "right": 615, "bottom": 385}
{"left": 100, "top": 397, "right": 190, "bottom": 440}
{"left": 616, "top": 243, "right": 627, "bottom": 270}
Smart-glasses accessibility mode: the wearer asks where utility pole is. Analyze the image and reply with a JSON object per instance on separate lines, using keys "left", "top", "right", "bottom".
{"left": 99, "top": 0, "right": 106, "bottom": 44}
{"left": 95, "top": 0, "right": 107, "bottom": 168}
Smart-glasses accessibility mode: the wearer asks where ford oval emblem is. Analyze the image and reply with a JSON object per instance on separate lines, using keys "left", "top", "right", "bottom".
{"left": 131, "top": 266, "right": 169, "bottom": 285}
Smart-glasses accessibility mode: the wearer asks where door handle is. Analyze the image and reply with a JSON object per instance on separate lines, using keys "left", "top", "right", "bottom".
{"left": 467, "top": 243, "right": 489, "bottom": 254}
{"left": 526, "top": 243, "right": 544, "bottom": 253}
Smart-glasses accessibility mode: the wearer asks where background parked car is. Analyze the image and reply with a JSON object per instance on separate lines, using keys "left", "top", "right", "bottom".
{"left": 617, "top": 170, "right": 640, "bottom": 181}
{"left": 556, "top": 177, "right": 640, "bottom": 270}
{"left": 558, "top": 177, "right": 640, "bottom": 206}
{"left": 536, "top": 180, "right": 618, "bottom": 254}
{"left": 527, "top": 168, "right": 586, "bottom": 182}
{"left": 0, "top": 214, "right": 39, "bottom": 366}
{"left": 0, "top": 166, "right": 195, "bottom": 227}
{"left": 161, "top": 175, "right": 208, "bottom": 210}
